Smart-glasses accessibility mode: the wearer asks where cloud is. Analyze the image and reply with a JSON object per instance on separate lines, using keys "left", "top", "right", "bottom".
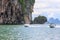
{"left": 34, "top": 0, "right": 60, "bottom": 9}
{"left": 32, "top": 0, "right": 60, "bottom": 20}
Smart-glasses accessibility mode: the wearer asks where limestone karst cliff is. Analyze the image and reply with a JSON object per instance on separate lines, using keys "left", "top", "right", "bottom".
{"left": 0, "top": 0, "right": 35, "bottom": 24}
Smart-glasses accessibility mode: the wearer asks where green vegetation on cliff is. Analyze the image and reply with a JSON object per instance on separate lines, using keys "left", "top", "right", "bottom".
{"left": 18, "top": 0, "right": 35, "bottom": 13}
{"left": 18, "top": 0, "right": 35, "bottom": 24}
{"left": 30, "top": 0, "right": 35, "bottom": 5}
{"left": 18, "top": 0, "right": 26, "bottom": 12}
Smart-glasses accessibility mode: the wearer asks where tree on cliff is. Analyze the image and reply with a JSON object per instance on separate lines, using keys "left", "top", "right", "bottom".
{"left": 33, "top": 16, "right": 47, "bottom": 24}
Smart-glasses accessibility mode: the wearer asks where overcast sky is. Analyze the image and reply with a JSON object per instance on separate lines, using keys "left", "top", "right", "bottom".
{"left": 32, "top": 0, "right": 60, "bottom": 20}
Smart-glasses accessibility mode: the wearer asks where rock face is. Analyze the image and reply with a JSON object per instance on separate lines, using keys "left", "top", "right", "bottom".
{"left": 0, "top": 0, "right": 35, "bottom": 24}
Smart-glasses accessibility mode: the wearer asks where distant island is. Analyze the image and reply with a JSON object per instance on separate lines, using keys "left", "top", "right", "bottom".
{"left": 31, "top": 15, "right": 47, "bottom": 24}
{"left": 48, "top": 18, "right": 60, "bottom": 24}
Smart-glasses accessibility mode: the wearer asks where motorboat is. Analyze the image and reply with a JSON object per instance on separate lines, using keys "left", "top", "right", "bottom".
{"left": 24, "top": 24, "right": 30, "bottom": 27}
{"left": 49, "top": 23, "right": 56, "bottom": 28}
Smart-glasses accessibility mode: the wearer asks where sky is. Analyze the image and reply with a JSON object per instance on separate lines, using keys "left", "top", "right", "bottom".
{"left": 32, "top": 0, "right": 60, "bottom": 20}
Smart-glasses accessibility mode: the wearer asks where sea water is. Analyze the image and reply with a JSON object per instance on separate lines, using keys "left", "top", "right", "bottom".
{"left": 0, "top": 25, "right": 60, "bottom": 40}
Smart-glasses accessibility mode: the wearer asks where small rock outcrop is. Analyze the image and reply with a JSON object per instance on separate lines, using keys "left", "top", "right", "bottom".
{"left": 0, "top": 0, "right": 35, "bottom": 24}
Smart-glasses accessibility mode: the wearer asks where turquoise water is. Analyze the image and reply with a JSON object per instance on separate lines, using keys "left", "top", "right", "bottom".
{"left": 0, "top": 25, "right": 23, "bottom": 40}
{"left": 0, "top": 25, "right": 60, "bottom": 40}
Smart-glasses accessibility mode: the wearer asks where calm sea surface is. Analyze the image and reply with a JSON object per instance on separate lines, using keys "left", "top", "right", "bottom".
{"left": 0, "top": 25, "right": 60, "bottom": 40}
